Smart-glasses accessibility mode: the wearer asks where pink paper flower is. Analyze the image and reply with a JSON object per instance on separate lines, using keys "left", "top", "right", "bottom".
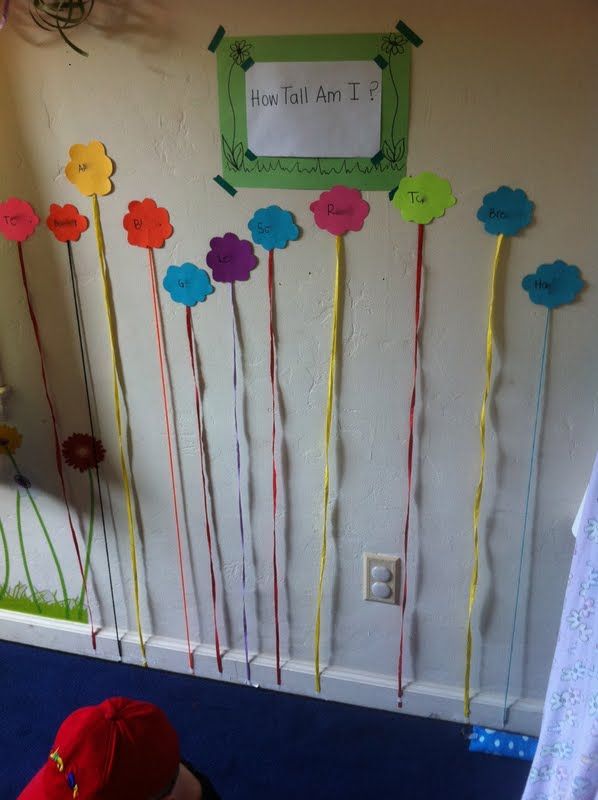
{"left": 0, "top": 198, "right": 40, "bottom": 243}
{"left": 309, "top": 186, "right": 370, "bottom": 236}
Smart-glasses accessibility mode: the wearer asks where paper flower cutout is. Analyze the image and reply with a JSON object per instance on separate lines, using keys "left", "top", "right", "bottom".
{"left": 123, "top": 198, "right": 173, "bottom": 249}
{"left": 0, "top": 424, "right": 23, "bottom": 455}
{"left": 206, "top": 233, "right": 258, "bottom": 283}
{"left": 310, "top": 186, "right": 370, "bottom": 236}
{"left": 248, "top": 206, "right": 300, "bottom": 251}
{"left": 163, "top": 262, "right": 215, "bottom": 307}
{"left": 477, "top": 186, "right": 534, "bottom": 236}
{"left": 65, "top": 141, "right": 114, "bottom": 197}
{"left": 0, "top": 198, "right": 39, "bottom": 242}
{"left": 46, "top": 203, "right": 89, "bottom": 243}
{"left": 392, "top": 172, "right": 456, "bottom": 224}
{"left": 522, "top": 260, "right": 584, "bottom": 309}
{"left": 62, "top": 433, "right": 106, "bottom": 472}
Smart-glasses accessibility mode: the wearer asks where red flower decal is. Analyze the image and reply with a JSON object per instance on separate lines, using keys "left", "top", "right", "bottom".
{"left": 123, "top": 198, "right": 173, "bottom": 249}
{"left": 62, "top": 434, "right": 106, "bottom": 472}
{"left": 0, "top": 198, "right": 39, "bottom": 242}
{"left": 46, "top": 203, "right": 89, "bottom": 243}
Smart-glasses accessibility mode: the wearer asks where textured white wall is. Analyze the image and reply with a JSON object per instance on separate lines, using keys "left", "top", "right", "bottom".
{"left": 0, "top": 0, "right": 596, "bottom": 719}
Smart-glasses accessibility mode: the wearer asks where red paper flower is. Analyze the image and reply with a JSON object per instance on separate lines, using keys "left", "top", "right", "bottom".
{"left": 0, "top": 198, "right": 39, "bottom": 243}
{"left": 123, "top": 198, "right": 173, "bottom": 248}
{"left": 46, "top": 203, "right": 89, "bottom": 243}
{"left": 62, "top": 433, "right": 106, "bottom": 472}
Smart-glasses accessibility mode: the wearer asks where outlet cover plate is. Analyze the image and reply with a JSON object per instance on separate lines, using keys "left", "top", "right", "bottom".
{"left": 363, "top": 553, "right": 400, "bottom": 604}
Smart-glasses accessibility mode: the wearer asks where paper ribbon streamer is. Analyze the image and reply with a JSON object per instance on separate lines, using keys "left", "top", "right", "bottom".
{"left": 397, "top": 223, "right": 425, "bottom": 704}
{"left": 65, "top": 238, "right": 122, "bottom": 656}
{"left": 314, "top": 234, "right": 343, "bottom": 692}
{"left": 267, "top": 249, "right": 281, "bottom": 685}
{"left": 465, "top": 186, "right": 533, "bottom": 718}
{"left": 16, "top": 241, "right": 96, "bottom": 644}
{"left": 391, "top": 173, "right": 455, "bottom": 705}
{"left": 502, "top": 309, "right": 550, "bottom": 724}
{"left": 465, "top": 232, "right": 504, "bottom": 718}
{"left": 91, "top": 195, "right": 146, "bottom": 663}
{"left": 502, "top": 260, "right": 584, "bottom": 724}
{"left": 230, "top": 282, "right": 251, "bottom": 682}
{"left": 248, "top": 205, "right": 299, "bottom": 686}
{"left": 185, "top": 305, "right": 223, "bottom": 673}
{"left": 146, "top": 246, "right": 194, "bottom": 671}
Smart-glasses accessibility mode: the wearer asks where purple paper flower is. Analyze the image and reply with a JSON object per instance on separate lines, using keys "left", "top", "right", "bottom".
{"left": 206, "top": 232, "right": 258, "bottom": 283}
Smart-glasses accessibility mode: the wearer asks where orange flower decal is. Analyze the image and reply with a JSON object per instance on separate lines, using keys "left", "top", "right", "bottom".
{"left": 65, "top": 141, "right": 113, "bottom": 197}
{"left": 123, "top": 198, "right": 173, "bottom": 249}
{"left": 0, "top": 424, "right": 23, "bottom": 455}
{"left": 46, "top": 203, "right": 89, "bottom": 243}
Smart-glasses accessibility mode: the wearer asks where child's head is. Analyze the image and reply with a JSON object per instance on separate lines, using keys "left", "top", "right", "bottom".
{"left": 18, "top": 697, "right": 183, "bottom": 799}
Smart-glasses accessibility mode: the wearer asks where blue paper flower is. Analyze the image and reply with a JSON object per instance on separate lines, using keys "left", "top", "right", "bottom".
{"left": 522, "top": 260, "right": 584, "bottom": 309}
{"left": 476, "top": 186, "right": 534, "bottom": 236}
{"left": 162, "top": 262, "right": 215, "bottom": 307}
{"left": 248, "top": 205, "right": 300, "bottom": 251}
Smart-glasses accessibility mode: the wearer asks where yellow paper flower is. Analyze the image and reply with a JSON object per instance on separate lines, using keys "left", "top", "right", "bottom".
{"left": 0, "top": 424, "right": 22, "bottom": 455}
{"left": 65, "top": 141, "right": 113, "bottom": 197}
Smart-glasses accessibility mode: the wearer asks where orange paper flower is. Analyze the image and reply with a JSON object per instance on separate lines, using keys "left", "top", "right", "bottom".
{"left": 46, "top": 203, "right": 89, "bottom": 243}
{"left": 123, "top": 198, "right": 173, "bottom": 249}
{"left": 65, "top": 141, "right": 113, "bottom": 197}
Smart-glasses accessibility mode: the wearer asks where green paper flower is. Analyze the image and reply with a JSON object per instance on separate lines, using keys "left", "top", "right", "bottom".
{"left": 392, "top": 172, "right": 457, "bottom": 224}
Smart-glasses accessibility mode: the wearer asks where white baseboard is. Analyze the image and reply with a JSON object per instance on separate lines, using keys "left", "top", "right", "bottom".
{"left": 0, "top": 610, "right": 543, "bottom": 736}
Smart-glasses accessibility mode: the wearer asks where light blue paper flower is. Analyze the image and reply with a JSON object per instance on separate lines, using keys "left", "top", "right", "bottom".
{"left": 476, "top": 186, "right": 534, "bottom": 236}
{"left": 522, "top": 261, "right": 584, "bottom": 309}
{"left": 248, "top": 205, "right": 300, "bottom": 251}
{"left": 163, "top": 262, "right": 214, "bottom": 307}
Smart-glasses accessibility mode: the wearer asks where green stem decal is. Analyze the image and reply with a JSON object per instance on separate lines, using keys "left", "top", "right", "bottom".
{"left": 0, "top": 515, "right": 10, "bottom": 600}
{"left": 76, "top": 469, "right": 95, "bottom": 620}
{"left": 7, "top": 451, "right": 70, "bottom": 616}
{"left": 388, "top": 55, "right": 399, "bottom": 148}
{"left": 16, "top": 491, "right": 42, "bottom": 613}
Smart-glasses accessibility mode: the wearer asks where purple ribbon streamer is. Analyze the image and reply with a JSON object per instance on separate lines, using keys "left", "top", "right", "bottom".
{"left": 0, "top": 0, "right": 10, "bottom": 29}
{"left": 231, "top": 282, "right": 251, "bottom": 683}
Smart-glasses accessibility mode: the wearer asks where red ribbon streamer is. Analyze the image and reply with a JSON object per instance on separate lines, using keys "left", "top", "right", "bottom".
{"left": 185, "top": 305, "right": 223, "bottom": 673}
{"left": 17, "top": 242, "right": 96, "bottom": 646}
{"left": 147, "top": 248, "right": 193, "bottom": 671}
{"left": 397, "top": 223, "right": 425, "bottom": 704}
{"left": 268, "top": 249, "right": 282, "bottom": 685}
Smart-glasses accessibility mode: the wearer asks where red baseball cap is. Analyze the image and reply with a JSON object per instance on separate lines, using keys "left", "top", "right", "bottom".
{"left": 18, "top": 697, "right": 180, "bottom": 800}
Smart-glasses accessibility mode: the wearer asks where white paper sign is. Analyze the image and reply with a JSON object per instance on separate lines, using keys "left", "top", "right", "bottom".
{"left": 246, "top": 61, "right": 382, "bottom": 158}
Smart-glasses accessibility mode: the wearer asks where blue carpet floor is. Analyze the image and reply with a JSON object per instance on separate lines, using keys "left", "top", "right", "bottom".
{"left": 0, "top": 640, "right": 530, "bottom": 799}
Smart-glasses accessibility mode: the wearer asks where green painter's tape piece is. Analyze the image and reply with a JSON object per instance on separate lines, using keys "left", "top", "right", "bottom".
{"left": 388, "top": 186, "right": 398, "bottom": 201}
{"left": 241, "top": 57, "right": 255, "bottom": 72}
{"left": 245, "top": 149, "right": 258, "bottom": 161}
{"left": 374, "top": 54, "right": 388, "bottom": 69}
{"left": 396, "top": 20, "right": 423, "bottom": 47}
{"left": 208, "top": 25, "right": 226, "bottom": 52}
{"left": 371, "top": 151, "right": 384, "bottom": 166}
{"left": 213, "top": 175, "right": 238, "bottom": 197}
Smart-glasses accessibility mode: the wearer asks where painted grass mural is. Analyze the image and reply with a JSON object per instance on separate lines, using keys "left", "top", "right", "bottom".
{"left": 0, "top": 424, "right": 104, "bottom": 622}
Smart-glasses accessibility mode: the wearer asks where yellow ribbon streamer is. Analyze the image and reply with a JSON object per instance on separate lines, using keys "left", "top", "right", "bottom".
{"left": 314, "top": 234, "right": 343, "bottom": 692}
{"left": 91, "top": 195, "right": 146, "bottom": 665}
{"left": 464, "top": 233, "right": 504, "bottom": 717}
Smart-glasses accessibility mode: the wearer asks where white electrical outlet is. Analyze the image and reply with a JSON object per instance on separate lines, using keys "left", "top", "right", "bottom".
{"left": 363, "top": 553, "right": 400, "bottom": 604}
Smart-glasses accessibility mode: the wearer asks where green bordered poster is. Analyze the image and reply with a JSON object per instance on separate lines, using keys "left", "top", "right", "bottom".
{"left": 216, "top": 32, "right": 411, "bottom": 190}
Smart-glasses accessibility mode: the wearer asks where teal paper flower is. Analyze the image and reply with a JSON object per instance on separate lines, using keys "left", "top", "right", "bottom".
{"left": 392, "top": 172, "right": 456, "bottom": 224}
{"left": 477, "top": 187, "right": 534, "bottom": 236}
{"left": 522, "top": 261, "right": 584, "bottom": 309}
{"left": 248, "top": 205, "right": 300, "bottom": 251}
{"left": 163, "top": 262, "right": 215, "bottom": 307}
